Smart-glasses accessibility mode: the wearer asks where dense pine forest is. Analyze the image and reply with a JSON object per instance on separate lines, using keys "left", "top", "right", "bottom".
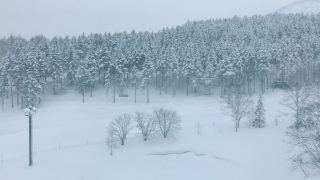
{"left": 1, "top": 13, "right": 320, "bottom": 108}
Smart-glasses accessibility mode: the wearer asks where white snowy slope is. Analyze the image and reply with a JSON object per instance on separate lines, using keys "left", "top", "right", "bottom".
{"left": 0, "top": 88, "right": 313, "bottom": 180}
{"left": 276, "top": 0, "right": 320, "bottom": 14}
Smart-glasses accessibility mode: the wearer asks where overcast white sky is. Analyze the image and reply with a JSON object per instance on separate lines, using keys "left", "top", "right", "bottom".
{"left": 0, "top": 0, "right": 295, "bottom": 38}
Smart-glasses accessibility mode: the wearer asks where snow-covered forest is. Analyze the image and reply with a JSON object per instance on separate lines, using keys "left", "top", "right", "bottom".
{"left": 2, "top": 11, "right": 320, "bottom": 180}
{"left": 1, "top": 13, "right": 320, "bottom": 108}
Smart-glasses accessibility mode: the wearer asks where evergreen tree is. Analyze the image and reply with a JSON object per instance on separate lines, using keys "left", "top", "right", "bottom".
{"left": 84, "top": 47, "right": 98, "bottom": 97}
{"left": 49, "top": 37, "right": 64, "bottom": 95}
{"left": 0, "top": 64, "right": 7, "bottom": 111}
{"left": 252, "top": 94, "right": 265, "bottom": 128}
{"left": 64, "top": 47, "right": 78, "bottom": 85}
{"left": 21, "top": 49, "right": 42, "bottom": 107}
{"left": 75, "top": 63, "right": 91, "bottom": 103}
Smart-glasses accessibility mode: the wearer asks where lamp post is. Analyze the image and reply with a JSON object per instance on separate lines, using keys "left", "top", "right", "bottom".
{"left": 24, "top": 106, "right": 36, "bottom": 167}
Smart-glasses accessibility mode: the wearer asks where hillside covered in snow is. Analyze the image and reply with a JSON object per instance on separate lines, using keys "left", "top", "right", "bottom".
{"left": 277, "top": 0, "right": 320, "bottom": 14}
{"left": 1, "top": 1, "right": 320, "bottom": 180}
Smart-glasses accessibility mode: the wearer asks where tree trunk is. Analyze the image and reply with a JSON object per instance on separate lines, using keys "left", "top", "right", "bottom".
{"left": 16, "top": 84, "right": 19, "bottom": 106}
{"left": 113, "top": 85, "right": 116, "bottom": 104}
{"left": 220, "top": 77, "right": 224, "bottom": 98}
{"left": 253, "top": 72, "right": 256, "bottom": 93}
{"left": 155, "top": 74, "right": 158, "bottom": 89}
{"left": 237, "top": 119, "right": 240, "bottom": 128}
{"left": 160, "top": 74, "right": 163, "bottom": 95}
{"left": 186, "top": 78, "right": 189, "bottom": 96}
{"left": 82, "top": 90, "right": 85, "bottom": 104}
{"left": 1, "top": 98, "right": 3, "bottom": 112}
{"left": 21, "top": 95, "right": 24, "bottom": 108}
{"left": 165, "top": 75, "right": 168, "bottom": 93}
{"left": 53, "top": 81, "right": 56, "bottom": 95}
{"left": 247, "top": 76, "right": 251, "bottom": 95}
{"left": 134, "top": 82, "right": 137, "bottom": 104}
{"left": 10, "top": 83, "right": 13, "bottom": 108}
{"left": 147, "top": 80, "right": 149, "bottom": 104}
{"left": 98, "top": 71, "right": 101, "bottom": 83}
{"left": 173, "top": 76, "right": 176, "bottom": 96}
{"left": 235, "top": 120, "right": 238, "bottom": 132}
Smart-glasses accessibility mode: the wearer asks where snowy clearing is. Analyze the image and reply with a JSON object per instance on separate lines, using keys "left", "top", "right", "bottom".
{"left": 0, "top": 89, "right": 312, "bottom": 180}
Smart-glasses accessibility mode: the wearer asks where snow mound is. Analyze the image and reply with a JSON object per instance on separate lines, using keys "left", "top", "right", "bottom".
{"left": 277, "top": 0, "right": 320, "bottom": 14}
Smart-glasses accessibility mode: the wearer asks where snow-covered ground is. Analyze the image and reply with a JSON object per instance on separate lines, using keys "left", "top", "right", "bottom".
{"left": 0, "top": 88, "right": 313, "bottom": 180}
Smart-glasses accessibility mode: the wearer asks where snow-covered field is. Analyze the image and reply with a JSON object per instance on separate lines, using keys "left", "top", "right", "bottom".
{"left": 0, "top": 88, "right": 312, "bottom": 180}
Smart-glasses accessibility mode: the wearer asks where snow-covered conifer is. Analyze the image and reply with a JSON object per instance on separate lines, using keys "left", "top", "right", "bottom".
{"left": 252, "top": 94, "right": 265, "bottom": 128}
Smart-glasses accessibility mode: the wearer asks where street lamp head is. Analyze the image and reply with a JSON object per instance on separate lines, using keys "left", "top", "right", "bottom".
{"left": 24, "top": 108, "right": 31, "bottom": 116}
{"left": 24, "top": 106, "right": 37, "bottom": 116}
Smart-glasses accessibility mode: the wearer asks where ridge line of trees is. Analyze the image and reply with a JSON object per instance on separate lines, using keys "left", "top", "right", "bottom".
{"left": 0, "top": 13, "right": 320, "bottom": 108}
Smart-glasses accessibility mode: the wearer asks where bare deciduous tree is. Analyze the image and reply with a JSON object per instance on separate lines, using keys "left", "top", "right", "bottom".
{"left": 283, "top": 84, "right": 311, "bottom": 128}
{"left": 153, "top": 108, "right": 181, "bottom": 138}
{"left": 288, "top": 103, "right": 320, "bottom": 177}
{"left": 228, "top": 90, "right": 252, "bottom": 132}
{"left": 135, "top": 111, "right": 156, "bottom": 141}
{"left": 108, "top": 113, "right": 132, "bottom": 146}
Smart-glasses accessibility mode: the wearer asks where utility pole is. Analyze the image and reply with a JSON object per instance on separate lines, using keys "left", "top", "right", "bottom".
{"left": 28, "top": 112, "right": 32, "bottom": 166}
{"left": 24, "top": 106, "right": 36, "bottom": 167}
